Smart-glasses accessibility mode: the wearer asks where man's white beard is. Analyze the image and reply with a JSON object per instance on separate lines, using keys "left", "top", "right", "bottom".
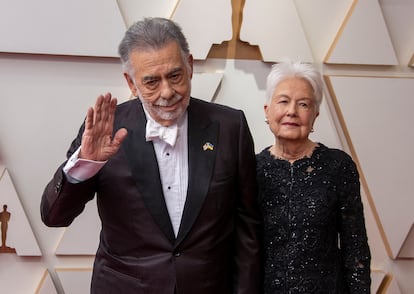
{"left": 139, "top": 92, "right": 189, "bottom": 122}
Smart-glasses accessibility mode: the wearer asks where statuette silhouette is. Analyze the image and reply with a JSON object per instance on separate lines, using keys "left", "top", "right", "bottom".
{"left": 0, "top": 204, "right": 16, "bottom": 253}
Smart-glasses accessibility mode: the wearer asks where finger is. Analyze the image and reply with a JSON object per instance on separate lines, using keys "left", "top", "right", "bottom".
{"left": 104, "top": 92, "right": 112, "bottom": 100}
{"left": 85, "top": 107, "right": 94, "bottom": 130}
{"left": 106, "top": 97, "right": 118, "bottom": 127}
{"left": 93, "top": 95, "right": 104, "bottom": 124}
{"left": 100, "top": 93, "right": 114, "bottom": 125}
{"left": 110, "top": 97, "right": 118, "bottom": 109}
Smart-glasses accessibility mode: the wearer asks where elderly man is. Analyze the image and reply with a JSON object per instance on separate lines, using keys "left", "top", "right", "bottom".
{"left": 41, "top": 17, "right": 261, "bottom": 294}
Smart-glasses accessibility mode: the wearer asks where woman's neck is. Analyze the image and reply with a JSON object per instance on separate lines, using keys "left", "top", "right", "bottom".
{"left": 270, "top": 139, "right": 316, "bottom": 162}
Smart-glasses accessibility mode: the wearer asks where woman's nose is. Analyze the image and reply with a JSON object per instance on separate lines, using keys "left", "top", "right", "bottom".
{"left": 286, "top": 103, "right": 297, "bottom": 116}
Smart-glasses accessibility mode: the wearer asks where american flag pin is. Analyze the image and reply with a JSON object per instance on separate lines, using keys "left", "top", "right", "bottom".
{"left": 203, "top": 142, "right": 214, "bottom": 151}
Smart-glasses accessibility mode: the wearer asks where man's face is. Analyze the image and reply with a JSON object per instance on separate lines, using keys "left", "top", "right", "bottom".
{"left": 125, "top": 41, "right": 193, "bottom": 126}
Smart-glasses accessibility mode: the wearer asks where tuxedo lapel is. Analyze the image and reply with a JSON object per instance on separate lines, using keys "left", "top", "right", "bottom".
{"left": 175, "top": 100, "right": 219, "bottom": 245}
{"left": 121, "top": 101, "right": 175, "bottom": 244}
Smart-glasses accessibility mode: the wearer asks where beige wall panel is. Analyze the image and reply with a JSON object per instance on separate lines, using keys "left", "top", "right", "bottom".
{"left": 371, "top": 270, "right": 386, "bottom": 293}
{"left": 36, "top": 270, "right": 58, "bottom": 294}
{"left": 0, "top": 254, "right": 47, "bottom": 293}
{"left": 361, "top": 188, "right": 390, "bottom": 267}
{"left": 326, "top": 0, "right": 398, "bottom": 65}
{"left": 240, "top": 0, "right": 313, "bottom": 62}
{"left": 309, "top": 96, "right": 343, "bottom": 151}
{"left": 380, "top": 0, "right": 414, "bottom": 66}
{"left": 172, "top": 0, "right": 232, "bottom": 60}
{"left": 56, "top": 268, "right": 92, "bottom": 294}
{"left": 328, "top": 76, "right": 414, "bottom": 258}
{"left": 387, "top": 276, "right": 403, "bottom": 294}
{"left": 0, "top": 0, "right": 125, "bottom": 56}
{"left": 398, "top": 224, "right": 414, "bottom": 258}
{"left": 293, "top": 0, "right": 353, "bottom": 62}
{"left": 117, "top": 0, "right": 178, "bottom": 26}
{"left": 191, "top": 73, "right": 223, "bottom": 102}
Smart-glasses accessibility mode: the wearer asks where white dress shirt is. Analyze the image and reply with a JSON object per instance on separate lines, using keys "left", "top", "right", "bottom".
{"left": 145, "top": 110, "right": 188, "bottom": 236}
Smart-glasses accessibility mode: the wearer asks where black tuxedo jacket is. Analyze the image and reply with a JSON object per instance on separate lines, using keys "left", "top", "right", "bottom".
{"left": 41, "top": 97, "right": 261, "bottom": 294}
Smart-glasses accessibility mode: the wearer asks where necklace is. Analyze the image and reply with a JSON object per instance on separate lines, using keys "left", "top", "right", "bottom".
{"left": 270, "top": 141, "right": 317, "bottom": 162}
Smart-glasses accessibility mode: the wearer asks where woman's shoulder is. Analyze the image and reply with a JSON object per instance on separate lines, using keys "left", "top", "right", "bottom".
{"left": 317, "top": 143, "right": 352, "bottom": 159}
{"left": 316, "top": 143, "right": 356, "bottom": 170}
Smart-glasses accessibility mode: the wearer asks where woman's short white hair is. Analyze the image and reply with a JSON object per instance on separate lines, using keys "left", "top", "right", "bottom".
{"left": 266, "top": 59, "right": 323, "bottom": 111}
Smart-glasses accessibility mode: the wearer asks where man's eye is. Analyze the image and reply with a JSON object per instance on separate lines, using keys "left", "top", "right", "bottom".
{"left": 144, "top": 80, "right": 159, "bottom": 88}
{"left": 169, "top": 73, "right": 182, "bottom": 82}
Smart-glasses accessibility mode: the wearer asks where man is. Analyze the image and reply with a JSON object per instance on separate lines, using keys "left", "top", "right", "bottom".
{"left": 41, "top": 17, "right": 261, "bottom": 294}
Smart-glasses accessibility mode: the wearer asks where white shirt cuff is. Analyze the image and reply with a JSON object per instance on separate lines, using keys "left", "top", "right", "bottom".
{"left": 63, "top": 147, "right": 107, "bottom": 183}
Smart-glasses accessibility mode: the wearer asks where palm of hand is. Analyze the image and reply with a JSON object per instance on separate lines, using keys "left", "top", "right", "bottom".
{"left": 79, "top": 93, "right": 128, "bottom": 161}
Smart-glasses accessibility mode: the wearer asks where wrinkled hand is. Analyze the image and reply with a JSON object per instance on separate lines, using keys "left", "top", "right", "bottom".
{"left": 80, "top": 93, "right": 128, "bottom": 161}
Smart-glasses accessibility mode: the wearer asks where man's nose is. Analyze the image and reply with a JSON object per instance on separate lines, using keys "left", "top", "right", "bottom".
{"left": 160, "top": 80, "right": 175, "bottom": 99}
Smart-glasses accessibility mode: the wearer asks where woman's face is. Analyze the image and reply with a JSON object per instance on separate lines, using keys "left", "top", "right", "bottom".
{"left": 265, "top": 77, "right": 319, "bottom": 142}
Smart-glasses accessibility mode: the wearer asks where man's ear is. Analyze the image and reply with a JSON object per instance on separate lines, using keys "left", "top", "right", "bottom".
{"left": 124, "top": 73, "right": 138, "bottom": 97}
{"left": 187, "top": 54, "right": 194, "bottom": 78}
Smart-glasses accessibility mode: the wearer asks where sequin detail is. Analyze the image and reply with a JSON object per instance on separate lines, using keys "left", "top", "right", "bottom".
{"left": 256, "top": 143, "right": 371, "bottom": 294}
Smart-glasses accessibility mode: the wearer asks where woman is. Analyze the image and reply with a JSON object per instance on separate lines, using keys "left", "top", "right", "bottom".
{"left": 256, "top": 60, "right": 371, "bottom": 293}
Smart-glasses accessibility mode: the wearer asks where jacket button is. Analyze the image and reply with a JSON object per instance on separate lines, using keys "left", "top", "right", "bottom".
{"left": 55, "top": 182, "right": 61, "bottom": 193}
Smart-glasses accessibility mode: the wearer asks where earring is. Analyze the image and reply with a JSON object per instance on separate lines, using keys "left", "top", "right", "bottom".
{"left": 310, "top": 127, "right": 314, "bottom": 133}
{"left": 265, "top": 119, "right": 269, "bottom": 124}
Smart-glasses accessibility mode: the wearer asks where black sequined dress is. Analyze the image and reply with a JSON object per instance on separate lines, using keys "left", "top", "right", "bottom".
{"left": 256, "top": 143, "right": 371, "bottom": 294}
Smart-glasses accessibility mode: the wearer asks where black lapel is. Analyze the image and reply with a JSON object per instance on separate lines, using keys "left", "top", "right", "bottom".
{"left": 121, "top": 101, "right": 176, "bottom": 244}
{"left": 175, "top": 99, "right": 219, "bottom": 246}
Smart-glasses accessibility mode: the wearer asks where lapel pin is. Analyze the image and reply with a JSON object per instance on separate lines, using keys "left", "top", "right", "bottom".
{"left": 203, "top": 142, "right": 214, "bottom": 151}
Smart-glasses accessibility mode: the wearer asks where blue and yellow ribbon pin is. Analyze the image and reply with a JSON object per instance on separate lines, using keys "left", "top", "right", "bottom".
{"left": 203, "top": 142, "right": 214, "bottom": 151}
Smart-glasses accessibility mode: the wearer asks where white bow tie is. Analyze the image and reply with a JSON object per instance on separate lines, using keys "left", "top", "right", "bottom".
{"left": 145, "top": 119, "right": 178, "bottom": 146}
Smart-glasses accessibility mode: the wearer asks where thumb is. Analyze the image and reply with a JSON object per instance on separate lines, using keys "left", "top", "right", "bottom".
{"left": 112, "top": 128, "right": 128, "bottom": 147}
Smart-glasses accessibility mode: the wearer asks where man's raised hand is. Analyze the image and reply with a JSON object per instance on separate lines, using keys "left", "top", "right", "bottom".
{"left": 80, "top": 93, "right": 128, "bottom": 161}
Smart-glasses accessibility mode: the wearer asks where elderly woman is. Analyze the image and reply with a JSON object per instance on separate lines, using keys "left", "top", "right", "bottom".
{"left": 256, "top": 60, "right": 371, "bottom": 293}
